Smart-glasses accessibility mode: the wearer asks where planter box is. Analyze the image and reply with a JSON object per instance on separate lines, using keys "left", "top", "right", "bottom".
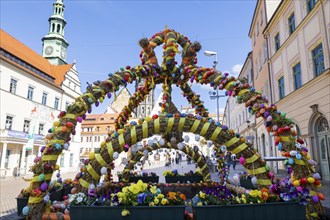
{"left": 129, "top": 176, "right": 159, "bottom": 183}
{"left": 193, "top": 202, "right": 305, "bottom": 220}
{"left": 70, "top": 205, "right": 185, "bottom": 220}
{"left": 165, "top": 175, "right": 202, "bottom": 183}
{"left": 16, "top": 197, "right": 28, "bottom": 216}
{"left": 239, "top": 179, "right": 256, "bottom": 190}
{"left": 50, "top": 189, "right": 63, "bottom": 202}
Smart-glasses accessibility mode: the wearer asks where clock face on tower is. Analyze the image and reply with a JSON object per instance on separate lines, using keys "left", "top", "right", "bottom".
{"left": 45, "top": 46, "right": 53, "bottom": 55}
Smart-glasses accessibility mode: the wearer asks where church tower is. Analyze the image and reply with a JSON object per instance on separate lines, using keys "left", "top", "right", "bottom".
{"left": 42, "top": 0, "right": 68, "bottom": 65}
{"left": 135, "top": 79, "right": 155, "bottom": 118}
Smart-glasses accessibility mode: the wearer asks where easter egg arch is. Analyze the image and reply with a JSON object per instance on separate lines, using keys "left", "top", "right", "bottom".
{"left": 121, "top": 140, "right": 211, "bottom": 183}
{"left": 26, "top": 27, "right": 322, "bottom": 219}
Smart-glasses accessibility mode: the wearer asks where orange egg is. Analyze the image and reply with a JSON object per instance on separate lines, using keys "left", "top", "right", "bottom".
{"left": 317, "top": 193, "right": 325, "bottom": 200}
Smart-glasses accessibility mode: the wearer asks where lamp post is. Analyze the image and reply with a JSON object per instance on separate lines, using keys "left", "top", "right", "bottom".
{"left": 204, "top": 50, "right": 224, "bottom": 124}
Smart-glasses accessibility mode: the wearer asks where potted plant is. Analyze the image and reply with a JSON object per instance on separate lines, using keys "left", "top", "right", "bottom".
{"left": 69, "top": 180, "right": 186, "bottom": 220}
{"left": 191, "top": 184, "right": 306, "bottom": 220}
{"left": 163, "top": 169, "right": 203, "bottom": 183}
{"left": 128, "top": 172, "right": 159, "bottom": 183}
{"left": 16, "top": 188, "right": 30, "bottom": 216}
{"left": 239, "top": 172, "right": 256, "bottom": 190}
{"left": 62, "top": 178, "right": 74, "bottom": 197}
{"left": 49, "top": 180, "right": 63, "bottom": 202}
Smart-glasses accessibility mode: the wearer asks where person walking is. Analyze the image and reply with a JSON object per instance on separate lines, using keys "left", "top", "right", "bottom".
{"left": 225, "top": 151, "right": 232, "bottom": 171}
{"left": 231, "top": 153, "right": 237, "bottom": 170}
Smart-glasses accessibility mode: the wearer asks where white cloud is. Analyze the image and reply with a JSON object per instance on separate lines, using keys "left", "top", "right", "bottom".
{"left": 231, "top": 64, "right": 243, "bottom": 76}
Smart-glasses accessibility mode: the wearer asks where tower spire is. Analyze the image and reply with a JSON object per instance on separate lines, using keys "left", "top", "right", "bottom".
{"left": 42, "top": 0, "right": 69, "bottom": 65}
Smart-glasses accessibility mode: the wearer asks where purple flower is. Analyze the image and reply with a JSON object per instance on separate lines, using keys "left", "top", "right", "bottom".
{"left": 138, "top": 193, "right": 147, "bottom": 204}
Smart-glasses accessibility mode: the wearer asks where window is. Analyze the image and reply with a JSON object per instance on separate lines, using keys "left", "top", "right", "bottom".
{"left": 60, "top": 155, "right": 64, "bottom": 167}
{"left": 288, "top": 13, "right": 295, "bottom": 35}
{"left": 23, "top": 120, "right": 30, "bottom": 132}
{"left": 107, "top": 126, "right": 111, "bottom": 131}
{"left": 263, "top": 41, "right": 268, "bottom": 62}
{"left": 81, "top": 137, "right": 83, "bottom": 142}
{"left": 5, "top": 115, "right": 13, "bottom": 130}
{"left": 70, "top": 153, "right": 73, "bottom": 167}
{"left": 38, "top": 123, "right": 44, "bottom": 134}
{"left": 257, "top": 22, "right": 259, "bottom": 36}
{"left": 96, "top": 126, "right": 100, "bottom": 131}
{"left": 10, "top": 78, "right": 17, "bottom": 94}
{"left": 42, "top": 92, "right": 47, "bottom": 105}
{"left": 260, "top": 10, "right": 263, "bottom": 25}
{"left": 254, "top": 33, "right": 256, "bottom": 45}
{"left": 278, "top": 76, "right": 285, "bottom": 99}
{"left": 258, "top": 51, "right": 262, "bottom": 70}
{"left": 307, "top": 0, "right": 316, "bottom": 13}
{"left": 27, "top": 86, "right": 34, "bottom": 100}
{"left": 312, "top": 44, "right": 325, "bottom": 76}
{"left": 293, "top": 63, "right": 302, "bottom": 90}
{"left": 275, "top": 33, "right": 280, "bottom": 51}
{"left": 54, "top": 97, "right": 59, "bottom": 110}
{"left": 94, "top": 136, "right": 97, "bottom": 142}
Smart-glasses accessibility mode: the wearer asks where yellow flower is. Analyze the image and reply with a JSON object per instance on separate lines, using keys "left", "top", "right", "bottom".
{"left": 154, "top": 198, "right": 159, "bottom": 205}
{"left": 149, "top": 202, "right": 155, "bottom": 207}
{"left": 161, "top": 198, "right": 168, "bottom": 205}
{"left": 117, "top": 192, "right": 127, "bottom": 203}
{"left": 129, "top": 184, "right": 140, "bottom": 194}
{"left": 242, "top": 198, "right": 247, "bottom": 204}
{"left": 150, "top": 186, "right": 157, "bottom": 194}
{"left": 137, "top": 180, "right": 147, "bottom": 191}
{"left": 197, "top": 202, "right": 203, "bottom": 206}
{"left": 157, "top": 194, "right": 164, "bottom": 199}
{"left": 249, "top": 190, "right": 259, "bottom": 197}
{"left": 236, "top": 197, "right": 241, "bottom": 203}
{"left": 121, "top": 209, "right": 130, "bottom": 216}
{"left": 199, "top": 192, "right": 206, "bottom": 199}
{"left": 122, "top": 187, "right": 129, "bottom": 193}
{"left": 241, "top": 194, "right": 246, "bottom": 199}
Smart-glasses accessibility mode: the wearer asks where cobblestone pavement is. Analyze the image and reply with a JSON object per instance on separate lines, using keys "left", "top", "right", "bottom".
{"left": 1, "top": 162, "right": 329, "bottom": 219}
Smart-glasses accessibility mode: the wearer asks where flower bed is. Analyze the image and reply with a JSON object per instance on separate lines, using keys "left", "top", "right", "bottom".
{"left": 118, "top": 172, "right": 159, "bottom": 183}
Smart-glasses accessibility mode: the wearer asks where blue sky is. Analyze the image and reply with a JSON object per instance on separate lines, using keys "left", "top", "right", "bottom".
{"left": 1, "top": 0, "right": 256, "bottom": 115}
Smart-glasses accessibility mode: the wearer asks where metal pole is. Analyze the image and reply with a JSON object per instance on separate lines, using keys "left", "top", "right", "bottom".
{"left": 214, "top": 54, "right": 219, "bottom": 124}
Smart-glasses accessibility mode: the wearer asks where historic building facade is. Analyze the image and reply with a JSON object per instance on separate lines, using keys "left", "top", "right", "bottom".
{"left": 263, "top": 0, "right": 330, "bottom": 180}
{"left": 0, "top": 0, "right": 82, "bottom": 177}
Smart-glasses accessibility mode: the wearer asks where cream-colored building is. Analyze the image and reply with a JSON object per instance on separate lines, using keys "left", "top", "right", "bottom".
{"left": 264, "top": 0, "right": 330, "bottom": 180}
{"left": 247, "top": 0, "right": 281, "bottom": 172}
{"left": 0, "top": 0, "right": 82, "bottom": 177}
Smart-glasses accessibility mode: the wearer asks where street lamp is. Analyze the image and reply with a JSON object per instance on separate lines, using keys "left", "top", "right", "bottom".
{"left": 204, "top": 50, "right": 224, "bottom": 124}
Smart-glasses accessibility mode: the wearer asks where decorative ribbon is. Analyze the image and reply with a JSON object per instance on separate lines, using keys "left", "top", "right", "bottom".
{"left": 213, "top": 75, "right": 222, "bottom": 83}
{"left": 79, "top": 178, "right": 90, "bottom": 189}
{"left": 42, "top": 155, "right": 58, "bottom": 161}
{"left": 210, "top": 127, "right": 222, "bottom": 141}
{"left": 85, "top": 93, "right": 96, "bottom": 102}
{"left": 257, "top": 179, "right": 272, "bottom": 185}
{"left": 178, "top": 118, "right": 185, "bottom": 131}
{"left": 200, "top": 123, "right": 210, "bottom": 136}
{"left": 165, "top": 118, "right": 174, "bottom": 134}
{"left": 31, "top": 174, "right": 53, "bottom": 182}
{"left": 131, "top": 127, "right": 137, "bottom": 144}
{"left": 238, "top": 89, "right": 250, "bottom": 96}
{"left": 280, "top": 136, "right": 290, "bottom": 142}
{"left": 224, "top": 137, "right": 239, "bottom": 147}
{"left": 113, "top": 74, "right": 123, "bottom": 81}
{"left": 62, "top": 114, "right": 76, "bottom": 120}
{"left": 247, "top": 167, "right": 267, "bottom": 175}
{"left": 95, "top": 154, "right": 107, "bottom": 167}
{"left": 49, "top": 140, "right": 65, "bottom": 145}
{"left": 190, "top": 120, "right": 200, "bottom": 133}
{"left": 231, "top": 143, "right": 248, "bottom": 154}
{"left": 201, "top": 164, "right": 207, "bottom": 171}
{"left": 154, "top": 118, "right": 160, "bottom": 134}
{"left": 294, "top": 158, "right": 306, "bottom": 165}
{"left": 28, "top": 196, "right": 44, "bottom": 204}
{"left": 245, "top": 154, "right": 259, "bottom": 164}
{"left": 118, "top": 134, "right": 125, "bottom": 149}
{"left": 224, "top": 81, "right": 235, "bottom": 90}
{"left": 196, "top": 156, "right": 202, "bottom": 163}
{"left": 87, "top": 164, "right": 99, "bottom": 181}
{"left": 107, "top": 142, "right": 114, "bottom": 159}
{"left": 142, "top": 121, "right": 148, "bottom": 139}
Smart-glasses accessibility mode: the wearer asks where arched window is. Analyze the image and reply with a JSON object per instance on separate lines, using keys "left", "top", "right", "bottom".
{"left": 52, "top": 23, "right": 55, "bottom": 32}
{"left": 317, "top": 116, "right": 329, "bottom": 133}
{"left": 57, "top": 24, "right": 61, "bottom": 33}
